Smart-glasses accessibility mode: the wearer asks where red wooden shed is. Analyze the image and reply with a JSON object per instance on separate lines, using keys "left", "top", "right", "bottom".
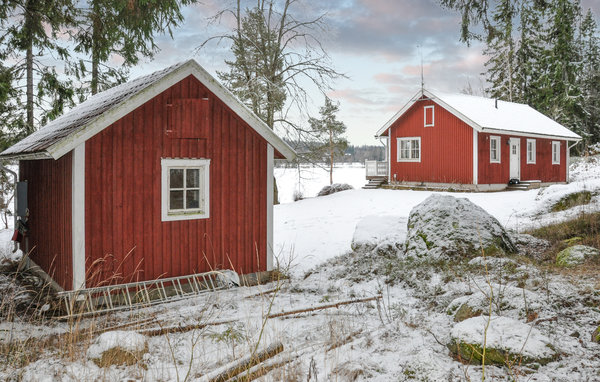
{"left": 0, "top": 59, "right": 295, "bottom": 291}
{"left": 370, "top": 89, "right": 581, "bottom": 191}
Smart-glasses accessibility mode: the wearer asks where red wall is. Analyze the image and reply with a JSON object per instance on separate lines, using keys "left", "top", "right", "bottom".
{"left": 389, "top": 99, "right": 473, "bottom": 184}
{"left": 477, "top": 133, "right": 567, "bottom": 184}
{"left": 84, "top": 75, "right": 268, "bottom": 288}
{"left": 19, "top": 154, "right": 73, "bottom": 290}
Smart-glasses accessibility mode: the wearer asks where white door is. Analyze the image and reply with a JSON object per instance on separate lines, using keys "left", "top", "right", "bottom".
{"left": 509, "top": 138, "right": 520, "bottom": 180}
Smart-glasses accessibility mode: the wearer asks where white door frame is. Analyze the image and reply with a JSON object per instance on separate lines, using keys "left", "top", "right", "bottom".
{"left": 509, "top": 137, "right": 520, "bottom": 180}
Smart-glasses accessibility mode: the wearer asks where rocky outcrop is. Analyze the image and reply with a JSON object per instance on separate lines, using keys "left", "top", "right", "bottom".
{"left": 405, "top": 195, "right": 517, "bottom": 260}
{"left": 448, "top": 316, "right": 558, "bottom": 366}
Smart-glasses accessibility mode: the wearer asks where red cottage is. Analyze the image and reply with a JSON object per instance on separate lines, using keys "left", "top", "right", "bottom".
{"left": 369, "top": 89, "right": 582, "bottom": 190}
{"left": 0, "top": 60, "right": 295, "bottom": 291}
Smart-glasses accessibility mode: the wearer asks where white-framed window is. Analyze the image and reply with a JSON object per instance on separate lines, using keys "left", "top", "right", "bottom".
{"left": 397, "top": 137, "right": 421, "bottom": 162}
{"left": 552, "top": 141, "right": 560, "bottom": 164}
{"left": 526, "top": 139, "right": 536, "bottom": 164}
{"left": 424, "top": 105, "right": 434, "bottom": 127}
{"left": 490, "top": 136, "right": 501, "bottom": 163}
{"left": 161, "top": 158, "right": 210, "bottom": 221}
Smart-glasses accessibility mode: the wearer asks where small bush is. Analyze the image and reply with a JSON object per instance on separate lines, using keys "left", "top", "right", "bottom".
{"left": 317, "top": 183, "right": 353, "bottom": 197}
{"left": 293, "top": 189, "right": 304, "bottom": 201}
{"left": 551, "top": 191, "right": 592, "bottom": 212}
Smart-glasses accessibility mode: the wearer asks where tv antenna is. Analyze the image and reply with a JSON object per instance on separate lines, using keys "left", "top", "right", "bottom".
{"left": 418, "top": 44, "right": 424, "bottom": 92}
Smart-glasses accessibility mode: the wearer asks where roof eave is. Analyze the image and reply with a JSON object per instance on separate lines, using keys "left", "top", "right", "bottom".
{"left": 480, "top": 127, "right": 582, "bottom": 141}
{"left": 46, "top": 59, "right": 296, "bottom": 162}
{"left": 375, "top": 89, "right": 485, "bottom": 138}
{"left": 0, "top": 151, "right": 53, "bottom": 161}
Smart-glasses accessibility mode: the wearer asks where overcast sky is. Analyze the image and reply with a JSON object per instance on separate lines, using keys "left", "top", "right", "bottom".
{"left": 131, "top": 0, "right": 600, "bottom": 145}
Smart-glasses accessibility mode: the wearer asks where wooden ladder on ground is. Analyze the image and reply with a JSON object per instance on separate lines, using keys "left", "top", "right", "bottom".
{"left": 56, "top": 271, "right": 231, "bottom": 319}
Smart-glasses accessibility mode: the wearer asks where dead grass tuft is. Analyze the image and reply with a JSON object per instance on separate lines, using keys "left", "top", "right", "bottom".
{"left": 527, "top": 212, "right": 600, "bottom": 264}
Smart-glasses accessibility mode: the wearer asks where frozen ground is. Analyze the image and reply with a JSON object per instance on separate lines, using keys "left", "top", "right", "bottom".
{"left": 0, "top": 159, "right": 599, "bottom": 381}
{"left": 274, "top": 160, "right": 600, "bottom": 275}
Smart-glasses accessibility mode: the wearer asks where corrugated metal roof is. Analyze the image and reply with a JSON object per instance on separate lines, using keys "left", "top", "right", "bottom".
{"left": 1, "top": 61, "right": 186, "bottom": 158}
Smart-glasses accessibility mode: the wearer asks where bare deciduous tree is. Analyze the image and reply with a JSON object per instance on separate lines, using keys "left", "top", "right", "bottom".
{"left": 198, "top": 0, "right": 344, "bottom": 132}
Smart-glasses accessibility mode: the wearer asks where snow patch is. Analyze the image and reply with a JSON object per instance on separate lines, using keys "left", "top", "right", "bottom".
{"left": 87, "top": 330, "right": 147, "bottom": 361}
{"left": 450, "top": 316, "right": 557, "bottom": 363}
{"left": 351, "top": 215, "right": 406, "bottom": 253}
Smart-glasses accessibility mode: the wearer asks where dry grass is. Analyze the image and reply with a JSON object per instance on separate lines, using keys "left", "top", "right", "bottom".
{"left": 527, "top": 212, "right": 600, "bottom": 264}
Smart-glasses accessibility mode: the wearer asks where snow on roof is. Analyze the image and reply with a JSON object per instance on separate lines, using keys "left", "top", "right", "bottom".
{"left": 1, "top": 59, "right": 296, "bottom": 161}
{"left": 1, "top": 61, "right": 185, "bottom": 158}
{"left": 377, "top": 89, "right": 582, "bottom": 140}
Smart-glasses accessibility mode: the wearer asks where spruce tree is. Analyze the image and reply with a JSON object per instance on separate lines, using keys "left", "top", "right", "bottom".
{"left": 541, "top": 0, "right": 584, "bottom": 133}
{"left": 308, "top": 97, "right": 348, "bottom": 185}
{"left": 72, "top": 0, "right": 195, "bottom": 96}
{"left": 578, "top": 9, "right": 600, "bottom": 145}
{"left": 483, "top": 0, "right": 518, "bottom": 101}
{"left": 0, "top": 0, "right": 77, "bottom": 134}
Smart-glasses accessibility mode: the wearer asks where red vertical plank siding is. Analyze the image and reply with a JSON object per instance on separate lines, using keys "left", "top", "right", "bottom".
{"left": 84, "top": 75, "right": 268, "bottom": 287}
{"left": 389, "top": 100, "right": 473, "bottom": 184}
{"left": 19, "top": 153, "right": 72, "bottom": 290}
{"left": 478, "top": 133, "right": 567, "bottom": 184}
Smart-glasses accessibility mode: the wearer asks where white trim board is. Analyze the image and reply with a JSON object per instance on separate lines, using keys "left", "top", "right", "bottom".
{"left": 472, "top": 130, "right": 478, "bottom": 185}
{"left": 266, "top": 144, "right": 274, "bottom": 271}
{"left": 72, "top": 144, "right": 86, "bottom": 290}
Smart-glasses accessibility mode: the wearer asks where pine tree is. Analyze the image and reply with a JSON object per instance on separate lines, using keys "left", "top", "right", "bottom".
{"left": 578, "top": 9, "right": 600, "bottom": 145}
{"left": 514, "top": 1, "right": 548, "bottom": 106}
{"left": 72, "top": 0, "right": 194, "bottom": 96}
{"left": 217, "top": 5, "right": 286, "bottom": 129}
{"left": 483, "top": 0, "right": 518, "bottom": 101}
{"left": 0, "top": 0, "right": 77, "bottom": 134}
{"left": 541, "top": 0, "right": 584, "bottom": 133}
{"left": 308, "top": 97, "right": 348, "bottom": 185}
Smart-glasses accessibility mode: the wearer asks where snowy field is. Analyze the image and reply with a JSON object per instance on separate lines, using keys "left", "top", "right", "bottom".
{"left": 274, "top": 160, "right": 600, "bottom": 275}
{"left": 0, "top": 159, "right": 599, "bottom": 381}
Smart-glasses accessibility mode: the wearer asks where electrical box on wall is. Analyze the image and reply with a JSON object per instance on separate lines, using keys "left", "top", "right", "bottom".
{"left": 16, "top": 181, "right": 27, "bottom": 218}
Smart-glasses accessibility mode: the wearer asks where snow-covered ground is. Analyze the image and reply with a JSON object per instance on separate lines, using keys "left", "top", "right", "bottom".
{"left": 274, "top": 160, "right": 600, "bottom": 275}
{"left": 1, "top": 159, "right": 599, "bottom": 381}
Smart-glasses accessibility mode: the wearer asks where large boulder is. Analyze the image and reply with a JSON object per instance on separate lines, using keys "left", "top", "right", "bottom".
{"left": 404, "top": 195, "right": 517, "bottom": 260}
{"left": 556, "top": 245, "right": 600, "bottom": 267}
{"left": 448, "top": 316, "right": 558, "bottom": 366}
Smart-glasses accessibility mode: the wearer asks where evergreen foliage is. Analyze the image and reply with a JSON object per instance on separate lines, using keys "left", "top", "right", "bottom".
{"left": 308, "top": 97, "right": 348, "bottom": 185}
{"left": 71, "top": 0, "right": 194, "bottom": 96}
{"left": 442, "top": 0, "right": 600, "bottom": 147}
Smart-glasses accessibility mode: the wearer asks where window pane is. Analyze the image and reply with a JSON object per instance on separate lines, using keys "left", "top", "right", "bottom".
{"left": 186, "top": 168, "right": 200, "bottom": 188}
{"left": 412, "top": 140, "right": 419, "bottom": 158}
{"left": 401, "top": 141, "right": 408, "bottom": 158}
{"left": 170, "top": 169, "right": 184, "bottom": 188}
{"left": 186, "top": 190, "right": 200, "bottom": 209}
{"left": 170, "top": 190, "right": 184, "bottom": 209}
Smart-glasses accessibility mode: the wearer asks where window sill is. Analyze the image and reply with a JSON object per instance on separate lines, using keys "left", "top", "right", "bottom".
{"left": 397, "top": 159, "right": 421, "bottom": 163}
{"left": 162, "top": 212, "right": 210, "bottom": 222}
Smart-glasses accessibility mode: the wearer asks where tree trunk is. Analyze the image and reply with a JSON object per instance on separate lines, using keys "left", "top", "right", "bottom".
{"left": 25, "top": 0, "right": 34, "bottom": 134}
{"left": 329, "top": 130, "right": 333, "bottom": 185}
{"left": 26, "top": 45, "right": 34, "bottom": 134}
{"left": 91, "top": 7, "right": 100, "bottom": 95}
